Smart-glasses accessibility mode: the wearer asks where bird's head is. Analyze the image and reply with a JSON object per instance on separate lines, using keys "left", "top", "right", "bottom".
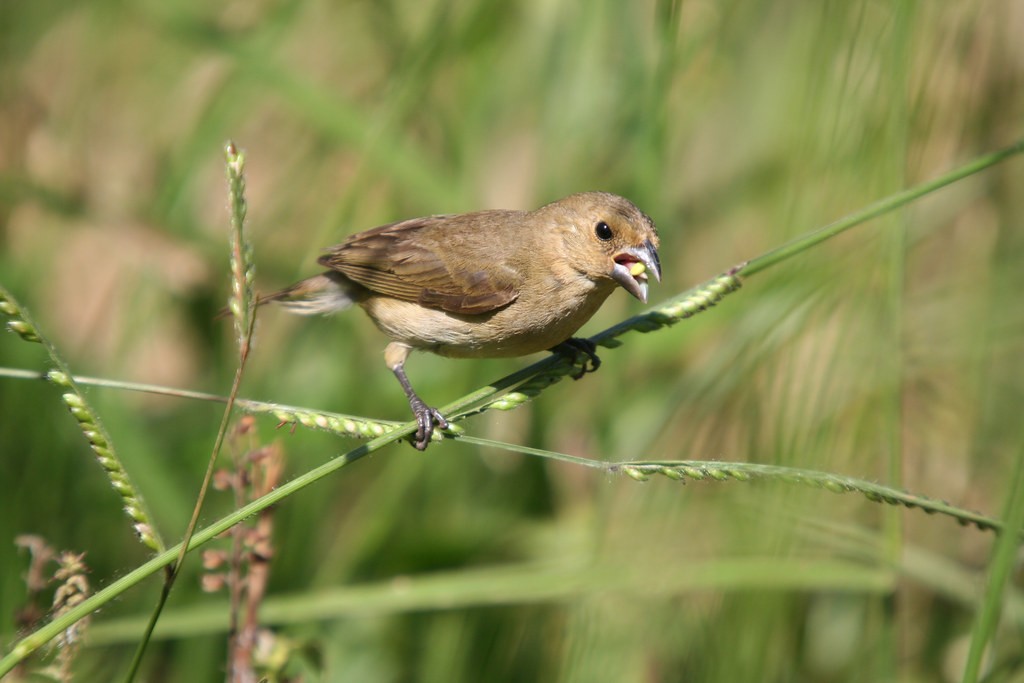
{"left": 543, "top": 192, "right": 661, "bottom": 303}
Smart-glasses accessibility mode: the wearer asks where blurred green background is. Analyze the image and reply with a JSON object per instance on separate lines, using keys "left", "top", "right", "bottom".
{"left": 2, "top": 0, "right": 1024, "bottom": 681}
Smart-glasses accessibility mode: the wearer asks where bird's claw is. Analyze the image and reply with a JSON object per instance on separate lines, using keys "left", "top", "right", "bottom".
{"left": 553, "top": 338, "right": 602, "bottom": 380}
{"left": 409, "top": 398, "right": 449, "bottom": 451}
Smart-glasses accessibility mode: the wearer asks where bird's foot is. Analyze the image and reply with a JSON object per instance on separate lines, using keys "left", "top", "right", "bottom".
{"left": 409, "top": 397, "right": 449, "bottom": 451}
{"left": 552, "top": 338, "right": 601, "bottom": 380}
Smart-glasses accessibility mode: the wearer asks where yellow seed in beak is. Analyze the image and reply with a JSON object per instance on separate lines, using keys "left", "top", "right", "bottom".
{"left": 629, "top": 262, "right": 647, "bottom": 277}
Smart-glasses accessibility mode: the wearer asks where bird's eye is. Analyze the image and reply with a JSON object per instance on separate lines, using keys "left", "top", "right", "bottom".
{"left": 595, "top": 221, "right": 614, "bottom": 241}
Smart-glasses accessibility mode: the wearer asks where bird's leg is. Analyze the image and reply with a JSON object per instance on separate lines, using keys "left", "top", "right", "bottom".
{"left": 551, "top": 338, "right": 601, "bottom": 380}
{"left": 385, "top": 342, "right": 449, "bottom": 450}
{"left": 393, "top": 365, "right": 449, "bottom": 450}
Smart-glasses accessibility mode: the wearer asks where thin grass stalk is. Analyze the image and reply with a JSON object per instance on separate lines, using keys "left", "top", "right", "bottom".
{"left": 226, "top": 142, "right": 256, "bottom": 353}
{"left": 123, "top": 142, "right": 258, "bottom": 683}
{"left": 960, "top": 438, "right": 1024, "bottom": 683}
{"left": 445, "top": 435, "right": 1010, "bottom": 533}
{"left": 0, "top": 368, "right": 402, "bottom": 439}
{"left": 737, "top": 139, "right": 1024, "bottom": 278}
{"left": 0, "top": 288, "right": 164, "bottom": 554}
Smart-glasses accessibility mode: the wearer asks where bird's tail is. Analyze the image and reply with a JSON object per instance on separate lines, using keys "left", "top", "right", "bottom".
{"left": 218, "top": 272, "right": 359, "bottom": 319}
{"left": 259, "top": 272, "right": 360, "bottom": 315}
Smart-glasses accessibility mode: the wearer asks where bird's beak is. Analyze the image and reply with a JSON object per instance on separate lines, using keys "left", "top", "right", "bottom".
{"left": 611, "top": 239, "right": 661, "bottom": 304}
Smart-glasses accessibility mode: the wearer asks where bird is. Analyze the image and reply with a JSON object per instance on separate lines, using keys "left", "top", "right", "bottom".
{"left": 262, "top": 191, "right": 661, "bottom": 450}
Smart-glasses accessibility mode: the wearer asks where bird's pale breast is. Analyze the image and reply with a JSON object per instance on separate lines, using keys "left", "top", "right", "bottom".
{"left": 360, "top": 275, "right": 615, "bottom": 359}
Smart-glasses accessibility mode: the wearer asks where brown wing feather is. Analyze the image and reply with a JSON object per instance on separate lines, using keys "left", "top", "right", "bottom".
{"left": 317, "top": 215, "right": 520, "bottom": 315}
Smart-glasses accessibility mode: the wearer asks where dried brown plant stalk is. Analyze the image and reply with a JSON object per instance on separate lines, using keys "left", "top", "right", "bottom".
{"left": 10, "top": 537, "right": 90, "bottom": 683}
{"left": 204, "top": 417, "right": 287, "bottom": 683}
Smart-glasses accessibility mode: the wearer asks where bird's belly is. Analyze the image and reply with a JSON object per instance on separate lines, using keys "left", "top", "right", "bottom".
{"left": 361, "top": 290, "right": 614, "bottom": 359}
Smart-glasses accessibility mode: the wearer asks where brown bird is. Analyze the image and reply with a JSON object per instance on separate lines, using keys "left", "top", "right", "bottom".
{"left": 264, "top": 191, "right": 661, "bottom": 449}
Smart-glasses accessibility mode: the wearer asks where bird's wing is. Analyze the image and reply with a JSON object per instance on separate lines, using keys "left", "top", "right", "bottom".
{"left": 318, "top": 215, "right": 520, "bottom": 315}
